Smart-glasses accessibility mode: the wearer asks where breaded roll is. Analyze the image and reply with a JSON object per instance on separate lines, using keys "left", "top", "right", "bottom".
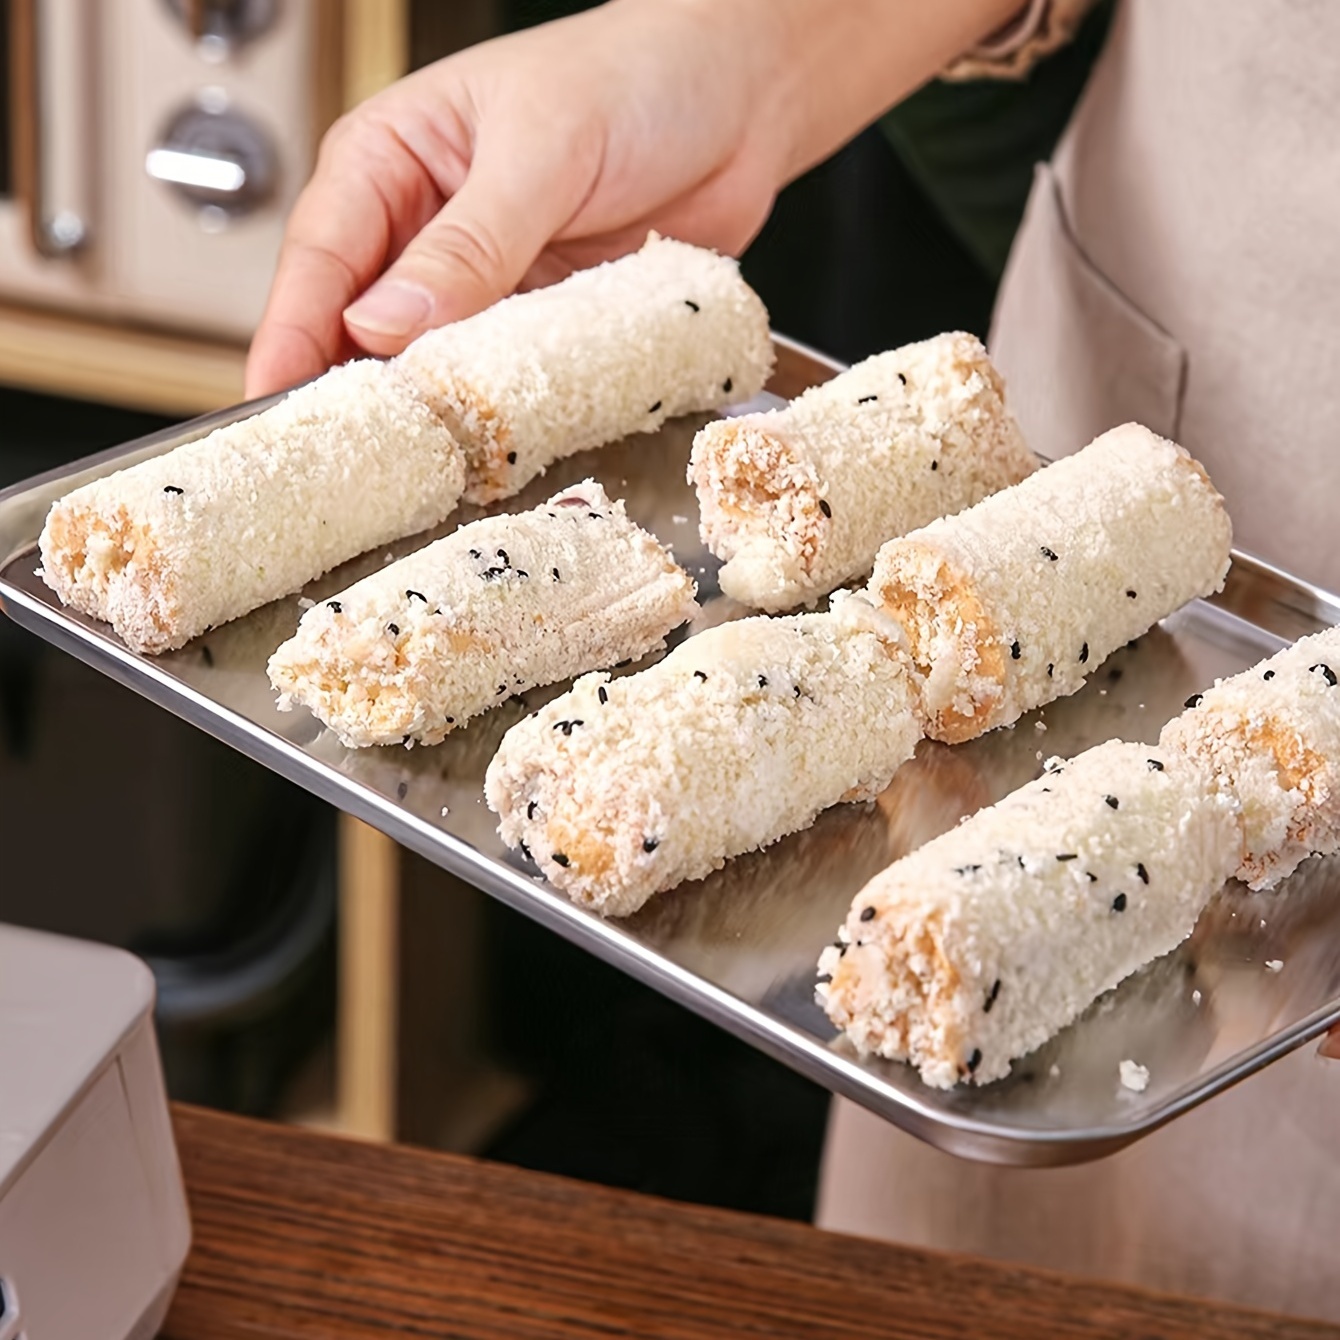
{"left": 485, "top": 594, "right": 922, "bottom": 918}
{"left": 39, "top": 361, "right": 465, "bottom": 655}
{"left": 396, "top": 234, "right": 774, "bottom": 504}
{"left": 689, "top": 333, "right": 1036, "bottom": 612}
{"left": 268, "top": 480, "right": 697, "bottom": 748}
{"left": 867, "top": 423, "right": 1232, "bottom": 743}
{"left": 818, "top": 741, "right": 1240, "bottom": 1088}
{"left": 1161, "top": 625, "right": 1340, "bottom": 889}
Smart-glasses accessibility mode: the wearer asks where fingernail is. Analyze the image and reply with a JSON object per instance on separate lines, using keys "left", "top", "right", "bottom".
{"left": 1319, "top": 1032, "right": 1340, "bottom": 1061}
{"left": 345, "top": 279, "right": 434, "bottom": 337}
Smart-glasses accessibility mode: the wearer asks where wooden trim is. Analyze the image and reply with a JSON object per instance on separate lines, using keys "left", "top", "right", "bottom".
{"left": 0, "top": 301, "right": 245, "bottom": 414}
{"left": 310, "top": 0, "right": 346, "bottom": 138}
{"left": 341, "top": 0, "right": 410, "bottom": 110}
{"left": 336, "top": 815, "right": 401, "bottom": 1142}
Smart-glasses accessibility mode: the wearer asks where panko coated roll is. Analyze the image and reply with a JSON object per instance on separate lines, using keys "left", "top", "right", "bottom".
{"left": 1161, "top": 625, "right": 1340, "bottom": 889}
{"left": 485, "top": 594, "right": 922, "bottom": 918}
{"left": 396, "top": 234, "right": 774, "bottom": 504}
{"left": 867, "top": 423, "right": 1232, "bottom": 744}
{"left": 267, "top": 480, "right": 697, "bottom": 748}
{"left": 689, "top": 332, "right": 1036, "bottom": 612}
{"left": 38, "top": 361, "right": 465, "bottom": 655}
{"left": 818, "top": 741, "right": 1241, "bottom": 1088}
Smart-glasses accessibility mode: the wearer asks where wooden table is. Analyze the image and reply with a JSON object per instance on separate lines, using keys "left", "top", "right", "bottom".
{"left": 163, "top": 1105, "right": 1337, "bottom": 1339}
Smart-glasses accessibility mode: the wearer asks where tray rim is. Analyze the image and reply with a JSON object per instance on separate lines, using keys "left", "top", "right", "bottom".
{"left": 3, "top": 333, "right": 1339, "bottom": 1166}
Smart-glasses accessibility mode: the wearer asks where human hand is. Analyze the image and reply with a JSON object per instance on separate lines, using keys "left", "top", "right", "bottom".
{"left": 1321, "top": 1026, "right": 1340, "bottom": 1060}
{"left": 245, "top": 0, "right": 1025, "bottom": 398}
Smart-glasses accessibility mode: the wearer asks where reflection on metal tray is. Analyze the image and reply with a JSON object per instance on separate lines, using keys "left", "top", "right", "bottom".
{"left": 2, "top": 336, "right": 1339, "bottom": 1167}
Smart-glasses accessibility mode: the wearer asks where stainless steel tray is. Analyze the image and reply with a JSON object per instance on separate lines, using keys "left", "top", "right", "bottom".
{"left": 4, "top": 336, "right": 1340, "bottom": 1166}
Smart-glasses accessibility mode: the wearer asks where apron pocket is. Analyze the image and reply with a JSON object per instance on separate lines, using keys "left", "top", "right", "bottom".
{"left": 989, "top": 162, "right": 1187, "bottom": 461}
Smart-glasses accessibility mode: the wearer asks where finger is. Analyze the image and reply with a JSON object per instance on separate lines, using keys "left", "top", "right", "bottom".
{"left": 343, "top": 120, "right": 603, "bottom": 354}
{"left": 247, "top": 112, "right": 450, "bottom": 395}
{"left": 1319, "top": 1028, "right": 1340, "bottom": 1061}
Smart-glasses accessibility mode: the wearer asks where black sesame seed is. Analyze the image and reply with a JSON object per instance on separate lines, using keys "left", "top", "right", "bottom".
{"left": 1057, "top": 853, "right": 1078, "bottom": 862}
{"left": 469, "top": 548, "right": 481, "bottom": 559}
{"left": 967, "top": 1049, "right": 982, "bottom": 1074}
{"left": 553, "top": 719, "right": 584, "bottom": 735}
{"left": 1112, "top": 893, "right": 1128, "bottom": 913}
{"left": 1126, "top": 589, "right": 1137, "bottom": 599}
{"left": 722, "top": 377, "right": 733, "bottom": 393}
{"left": 527, "top": 801, "right": 538, "bottom": 820}
{"left": 1185, "top": 693, "right": 1203, "bottom": 709}
{"left": 396, "top": 781, "right": 408, "bottom": 800}
{"left": 1263, "top": 669, "right": 1275, "bottom": 680}
{"left": 552, "top": 567, "right": 561, "bottom": 581}
{"left": 1011, "top": 640, "right": 1021, "bottom": 661}
{"left": 445, "top": 716, "right": 455, "bottom": 725}
{"left": 516, "top": 570, "right": 529, "bottom": 579}
{"left": 507, "top": 451, "right": 517, "bottom": 464}
{"left": 819, "top": 499, "right": 832, "bottom": 518}
{"left": 406, "top": 589, "right": 427, "bottom": 602}
{"left": 598, "top": 686, "right": 608, "bottom": 705}
{"left": 857, "top": 394, "right": 878, "bottom": 405}
{"left": 201, "top": 645, "right": 214, "bottom": 667}
{"left": 1079, "top": 642, "right": 1090, "bottom": 664}
{"left": 1085, "top": 871, "right": 1098, "bottom": 883}
{"left": 1147, "top": 758, "right": 1164, "bottom": 771}
{"left": 684, "top": 299, "right": 700, "bottom": 312}
{"left": 931, "top": 460, "right": 939, "bottom": 471}
{"left": 551, "top": 853, "right": 570, "bottom": 868}
{"left": 643, "top": 837, "right": 659, "bottom": 853}
{"left": 483, "top": 566, "right": 507, "bottom": 579}
{"left": 984, "top": 979, "right": 1001, "bottom": 1012}
{"left": 694, "top": 670, "right": 707, "bottom": 682}
{"left": 519, "top": 841, "right": 533, "bottom": 861}
{"left": 497, "top": 684, "right": 506, "bottom": 695}
{"left": 327, "top": 600, "right": 342, "bottom": 613}
{"left": 1041, "top": 546, "right": 1059, "bottom": 561}
{"left": 896, "top": 372, "right": 907, "bottom": 386}
{"left": 859, "top": 906, "right": 876, "bottom": 922}
{"left": 1312, "top": 662, "right": 1337, "bottom": 686}
{"left": 648, "top": 400, "right": 662, "bottom": 413}
{"left": 758, "top": 675, "right": 768, "bottom": 688}
{"left": 387, "top": 623, "right": 400, "bottom": 635}
{"left": 1046, "top": 663, "right": 1054, "bottom": 678}
{"left": 163, "top": 484, "right": 184, "bottom": 495}
{"left": 589, "top": 512, "right": 602, "bottom": 520}
{"left": 954, "top": 863, "right": 982, "bottom": 875}
{"left": 1017, "top": 856, "right": 1026, "bottom": 868}
{"left": 1104, "top": 795, "right": 1119, "bottom": 810}
{"left": 1136, "top": 862, "right": 1149, "bottom": 884}
{"left": 497, "top": 549, "right": 509, "bottom": 566}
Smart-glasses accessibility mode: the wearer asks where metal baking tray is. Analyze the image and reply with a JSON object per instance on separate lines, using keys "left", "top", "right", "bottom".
{"left": 4, "top": 336, "right": 1339, "bottom": 1166}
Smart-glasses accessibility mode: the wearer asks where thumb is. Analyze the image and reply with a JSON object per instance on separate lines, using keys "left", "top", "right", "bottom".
{"left": 342, "top": 133, "right": 595, "bottom": 354}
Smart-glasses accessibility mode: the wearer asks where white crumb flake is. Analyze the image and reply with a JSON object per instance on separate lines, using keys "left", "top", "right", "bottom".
{"left": 671, "top": 514, "right": 689, "bottom": 525}
{"left": 38, "top": 361, "right": 466, "bottom": 655}
{"left": 485, "top": 596, "right": 921, "bottom": 918}
{"left": 1192, "top": 989, "right": 1203, "bottom": 1005}
{"left": 1161, "top": 625, "right": 1340, "bottom": 889}
{"left": 267, "top": 480, "right": 697, "bottom": 749}
{"left": 819, "top": 740, "right": 1240, "bottom": 1089}
{"left": 1265, "top": 959, "right": 1284, "bottom": 973}
{"left": 297, "top": 596, "right": 315, "bottom": 610}
{"left": 691, "top": 333, "right": 1036, "bottom": 614}
{"left": 1119, "top": 1059, "right": 1150, "bottom": 1093}
{"left": 397, "top": 233, "right": 773, "bottom": 505}
{"left": 868, "top": 424, "right": 1233, "bottom": 745}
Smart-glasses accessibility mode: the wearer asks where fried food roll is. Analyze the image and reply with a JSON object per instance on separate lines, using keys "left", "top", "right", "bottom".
{"left": 268, "top": 480, "right": 697, "bottom": 748}
{"left": 39, "top": 361, "right": 465, "bottom": 655}
{"left": 867, "top": 423, "right": 1232, "bottom": 743}
{"left": 689, "top": 332, "right": 1036, "bottom": 612}
{"left": 1161, "top": 625, "right": 1340, "bottom": 889}
{"left": 818, "top": 740, "right": 1240, "bottom": 1088}
{"left": 484, "top": 594, "right": 922, "bottom": 917}
{"left": 396, "top": 234, "right": 774, "bottom": 504}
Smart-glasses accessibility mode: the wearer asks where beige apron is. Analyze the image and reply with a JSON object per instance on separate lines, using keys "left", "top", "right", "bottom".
{"left": 818, "top": 1, "right": 1340, "bottom": 1320}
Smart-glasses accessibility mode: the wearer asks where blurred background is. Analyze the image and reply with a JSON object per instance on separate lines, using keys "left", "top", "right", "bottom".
{"left": 0, "top": 0, "right": 1109, "bottom": 1222}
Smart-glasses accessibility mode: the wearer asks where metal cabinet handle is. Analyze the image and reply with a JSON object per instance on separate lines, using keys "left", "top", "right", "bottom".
{"left": 9, "top": 0, "right": 93, "bottom": 258}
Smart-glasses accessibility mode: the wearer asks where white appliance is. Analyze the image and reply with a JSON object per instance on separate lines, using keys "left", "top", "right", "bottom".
{"left": 0, "top": 924, "right": 190, "bottom": 1339}
{"left": 0, "top": 0, "right": 338, "bottom": 339}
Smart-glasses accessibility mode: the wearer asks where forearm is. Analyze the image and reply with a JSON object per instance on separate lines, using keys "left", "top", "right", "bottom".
{"left": 651, "top": 0, "right": 1027, "bottom": 183}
